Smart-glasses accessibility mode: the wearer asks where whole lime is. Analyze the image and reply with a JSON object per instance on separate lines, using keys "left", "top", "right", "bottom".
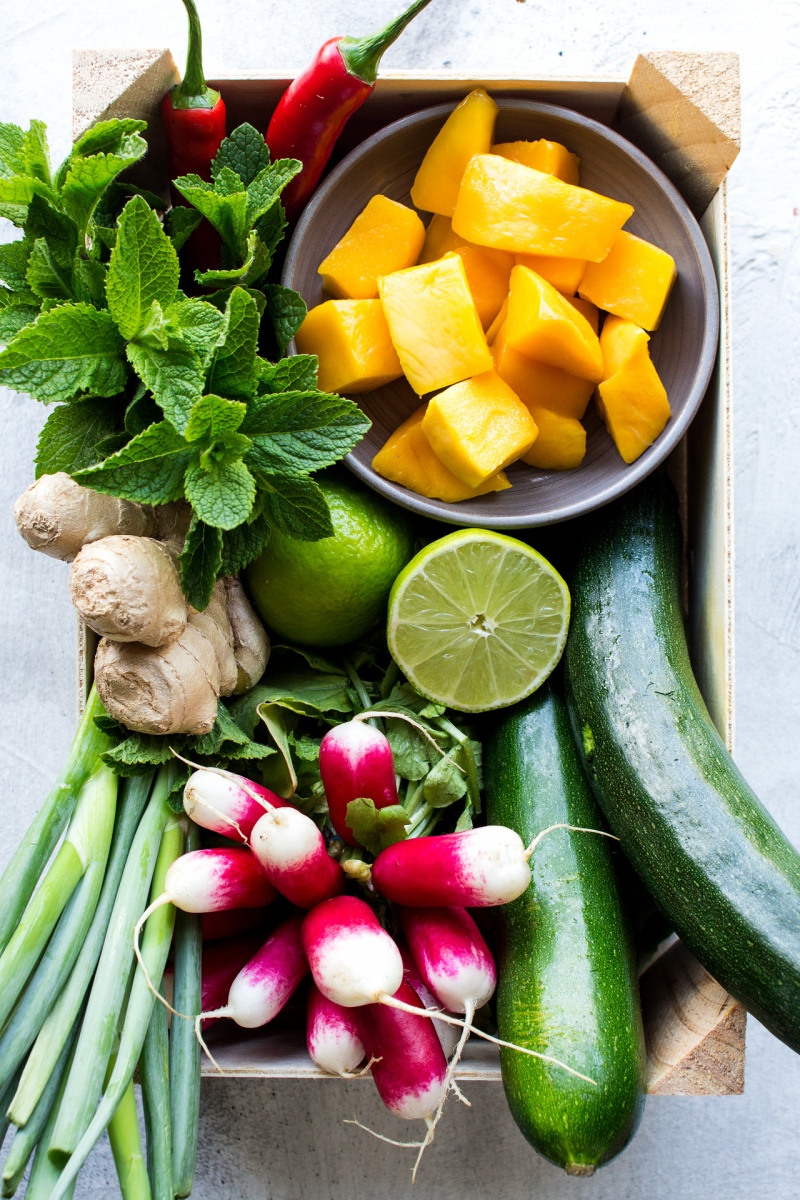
{"left": 246, "top": 475, "right": 416, "bottom": 647}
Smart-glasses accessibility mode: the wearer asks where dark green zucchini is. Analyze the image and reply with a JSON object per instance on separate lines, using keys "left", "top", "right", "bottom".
{"left": 564, "top": 475, "right": 800, "bottom": 1053}
{"left": 485, "top": 682, "right": 646, "bottom": 1174}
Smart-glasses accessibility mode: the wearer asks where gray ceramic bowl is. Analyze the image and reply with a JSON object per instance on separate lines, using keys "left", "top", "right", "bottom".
{"left": 283, "top": 100, "right": 719, "bottom": 528}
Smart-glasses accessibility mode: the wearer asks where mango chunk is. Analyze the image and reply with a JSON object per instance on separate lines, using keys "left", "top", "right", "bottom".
{"left": 452, "top": 155, "right": 634, "bottom": 262}
{"left": 492, "top": 323, "right": 594, "bottom": 418}
{"left": 504, "top": 265, "right": 604, "bottom": 382}
{"left": 521, "top": 406, "right": 587, "bottom": 470}
{"left": 596, "top": 315, "right": 670, "bottom": 463}
{"left": 318, "top": 195, "right": 426, "bottom": 300}
{"left": 579, "top": 230, "right": 677, "bottom": 330}
{"left": 567, "top": 296, "right": 599, "bottom": 334}
{"left": 295, "top": 300, "right": 402, "bottom": 395}
{"left": 485, "top": 298, "right": 508, "bottom": 346}
{"left": 516, "top": 252, "right": 586, "bottom": 296}
{"left": 372, "top": 406, "right": 511, "bottom": 502}
{"left": 419, "top": 215, "right": 513, "bottom": 329}
{"left": 421, "top": 370, "right": 537, "bottom": 487}
{"left": 491, "top": 139, "right": 580, "bottom": 185}
{"left": 411, "top": 89, "right": 498, "bottom": 217}
{"left": 378, "top": 254, "right": 492, "bottom": 396}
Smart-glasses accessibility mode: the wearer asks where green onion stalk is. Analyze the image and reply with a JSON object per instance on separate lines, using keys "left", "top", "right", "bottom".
{"left": 168, "top": 825, "right": 202, "bottom": 1198}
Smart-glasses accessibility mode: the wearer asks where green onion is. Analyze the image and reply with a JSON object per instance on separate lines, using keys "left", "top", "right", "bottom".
{"left": 1, "top": 1024, "right": 77, "bottom": 1198}
{"left": 169, "top": 825, "right": 202, "bottom": 1198}
{"left": 0, "top": 763, "right": 117, "bottom": 1032}
{"left": 141, "top": 1001, "right": 172, "bottom": 1200}
{"left": 23, "top": 1035, "right": 78, "bottom": 1200}
{"left": 47, "top": 767, "right": 175, "bottom": 1165}
{"left": 0, "top": 687, "right": 112, "bottom": 956}
{"left": 9, "top": 772, "right": 153, "bottom": 1127}
{"left": 49, "top": 812, "right": 186, "bottom": 1199}
{"left": 108, "top": 1077, "right": 151, "bottom": 1200}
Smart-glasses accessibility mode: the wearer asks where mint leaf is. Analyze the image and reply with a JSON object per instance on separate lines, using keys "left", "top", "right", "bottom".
{"left": 255, "top": 202, "right": 287, "bottom": 262}
{"left": 245, "top": 160, "right": 301, "bottom": 228}
{"left": 61, "top": 138, "right": 148, "bottom": 238}
{"left": 74, "top": 420, "right": 193, "bottom": 504}
{"left": 0, "top": 124, "right": 26, "bottom": 176}
{"left": 0, "top": 303, "right": 125, "bottom": 402}
{"left": 179, "top": 515, "right": 223, "bottom": 609}
{"left": 124, "top": 387, "right": 160, "bottom": 435}
{"left": 220, "top": 514, "right": 271, "bottom": 575}
{"left": 165, "top": 299, "right": 224, "bottom": 369}
{"left": 185, "top": 458, "right": 256, "bottom": 529}
{"left": 262, "top": 284, "right": 306, "bottom": 354}
{"left": 257, "top": 474, "right": 333, "bottom": 541}
{"left": 24, "top": 195, "right": 78, "bottom": 267}
{"left": 345, "top": 798, "right": 410, "bottom": 856}
{"left": 244, "top": 391, "right": 370, "bottom": 475}
{"left": 206, "top": 287, "right": 259, "bottom": 399}
{"left": 0, "top": 239, "right": 33, "bottom": 289}
{"left": 93, "top": 181, "right": 165, "bottom": 231}
{"left": 174, "top": 173, "right": 248, "bottom": 257}
{"left": 26, "top": 238, "right": 73, "bottom": 300}
{"left": 185, "top": 393, "right": 247, "bottom": 442}
{"left": 23, "top": 121, "right": 52, "bottom": 187}
{"left": 35, "top": 396, "right": 124, "bottom": 477}
{"left": 73, "top": 257, "right": 107, "bottom": 307}
{"left": 101, "top": 733, "right": 175, "bottom": 776}
{"left": 212, "top": 124, "right": 270, "bottom": 186}
{"left": 194, "top": 229, "right": 270, "bottom": 288}
{"left": 0, "top": 175, "right": 53, "bottom": 213}
{"left": 106, "top": 195, "right": 179, "bottom": 339}
{"left": 0, "top": 298, "right": 39, "bottom": 343}
{"left": 127, "top": 335, "right": 204, "bottom": 433}
{"left": 165, "top": 205, "right": 202, "bottom": 251}
{"left": 68, "top": 118, "right": 147, "bottom": 161}
{"left": 257, "top": 354, "right": 318, "bottom": 394}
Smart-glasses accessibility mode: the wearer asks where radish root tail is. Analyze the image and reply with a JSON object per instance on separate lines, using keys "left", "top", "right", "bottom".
{"left": 524, "top": 823, "right": 620, "bottom": 860}
{"left": 193, "top": 1009, "right": 232, "bottom": 1073}
{"left": 343, "top": 1118, "right": 424, "bottom": 1149}
{"left": 337, "top": 1055, "right": 382, "bottom": 1079}
{"left": 133, "top": 895, "right": 192, "bottom": 1019}
{"left": 411, "top": 998, "right": 476, "bottom": 1182}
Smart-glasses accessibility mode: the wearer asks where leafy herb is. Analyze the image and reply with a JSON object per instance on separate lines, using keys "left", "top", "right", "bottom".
{"left": 346, "top": 798, "right": 411, "bottom": 856}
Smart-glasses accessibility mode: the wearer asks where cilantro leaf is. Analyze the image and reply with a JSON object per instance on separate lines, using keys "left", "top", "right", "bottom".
{"left": 257, "top": 354, "right": 318, "bottom": 394}
{"left": 244, "top": 391, "right": 370, "bottom": 475}
{"left": 0, "top": 239, "right": 33, "bottom": 289}
{"left": 127, "top": 335, "right": 204, "bottom": 433}
{"left": 179, "top": 515, "right": 223, "bottom": 610}
{"left": 35, "top": 396, "right": 125, "bottom": 477}
{"left": 184, "top": 458, "right": 256, "bottom": 529}
{"left": 173, "top": 173, "right": 248, "bottom": 257}
{"left": 165, "top": 205, "right": 203, "bottom": 252}
{"left": 165, "top": 298, "right": 224, "bottom": 369}
{"left": 245, "top": 159, "right": 301, "bottom": 228}
{"left": 106, "top": 195, "right": 179, "bottom": 339}
{"left": 206, "top": 287, "right": 259, "bottom": 399}
{"left": 345, "top": 798, "right": 410, "bottom": 856}
{"left": 74, "top": 420, "right": 193, "bottom": 504}
{"left": 0, "top": 303, "right": 125, "bottom": 402}
{"left": 220, "top": 514, "right": 271, "bottom": 575}
{"left": 212, "top": 124, "right": 270, "bottom": 186}
{"left": 261, "top": 284, "right": 306, "bottom": 354}
{"left": 257, "top": 474, "right": 334, "bottom": 541}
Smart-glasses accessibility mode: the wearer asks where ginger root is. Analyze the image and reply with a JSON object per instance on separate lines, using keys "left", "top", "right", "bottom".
{"left": 69, "top": 536, "right": 188, "bottom": 647}
{"left": 14, "top": 474, "right": 155, "bottom": 561}
{"left": 224, "top": 576, "right": 270, "bottom": 693}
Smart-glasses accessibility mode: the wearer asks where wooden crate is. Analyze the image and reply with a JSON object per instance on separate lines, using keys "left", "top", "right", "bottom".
{"left": 73, "top": 49, "right": 743, "bottom": 1096}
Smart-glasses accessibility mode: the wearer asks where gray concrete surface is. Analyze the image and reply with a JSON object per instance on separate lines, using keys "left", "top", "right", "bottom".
{"left": 2, "top": 0, "right": 800, "bottom": 1195}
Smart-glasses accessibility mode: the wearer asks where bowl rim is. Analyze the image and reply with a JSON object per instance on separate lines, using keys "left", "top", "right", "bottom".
{"left": 284, "top": 97, "right": 720, "bottom": 529}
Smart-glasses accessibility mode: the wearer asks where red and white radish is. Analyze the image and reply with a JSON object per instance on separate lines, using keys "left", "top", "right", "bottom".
{"left": 183, "top": 768, "right": 288, "bottom": 841}
{"left": 306, "top": 984, "right": 366, "bottom": 1077}
{"left": 200, "top": 933, "right": 266, "bottom": 1028}
{"left": 358, "top": 980, "right": 448, "bottom": 1122}
{"left": 318, "top": 720, "right": 398, "bottom": 844}
{"left": 399, "top": 943, "right": 459, "bottom": 1060}
{"left": 302, "top": 896, "right": 404, "bottom": 1008}
{"left": 197, "top": 914, "right": 308, "bottom": 1066}
{"left": 399, "top": 906, "right": 497, "bottom": 1015}
{"left": 250, "top": 807, "right": 344, "bottom": 909}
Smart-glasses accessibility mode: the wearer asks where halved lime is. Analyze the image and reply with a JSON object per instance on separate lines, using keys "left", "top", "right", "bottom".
{"left": 386, "top": 528, "right": 570, "bottom": 713}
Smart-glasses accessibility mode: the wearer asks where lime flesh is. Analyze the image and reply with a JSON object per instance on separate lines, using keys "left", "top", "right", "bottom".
{"left": 387, "top": 528, "right": 570, "bottom": 712}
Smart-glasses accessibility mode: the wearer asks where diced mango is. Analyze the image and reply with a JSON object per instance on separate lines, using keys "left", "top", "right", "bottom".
{"left": 421, "top": 371, "right": 537, "bottom": 487}
{"left": 520, "top": 406, "right": 587, "bottom": 470}
{"left": 492, "top": 323, "right": 594, "bottom": 418}
{"left": 378, "top": 254, "right": 492, "bottom": 396}
{"left": 372, "top": 405, "right": 511, "bottom": 503}
{"left": 567, "top": 296, "right": 599, "bottom": 334}
{"left": 485, "top": 298, "right": 508, "bottom": 346}
{"left": 596, "top": 315, "right": 670, "bottom": 463}
{"left": 318, "top": 195, "right": 425, "bottom": 300}
{"left": 452, "top": 155, "right": 634, "bottom": 262}
{"left": 411, "top": 89, "right": 498, "bottom": 217}
{"left": 491, "top": 139, "right": 581, "bottom": 185}
{"left": 504, "top": 265, "right": 604, "bottom": 382}
{"left": 419, "top": 216, "right": 513, "bottom": 329}
{"left": 516, "top": 252, "right": 586, "bottom": 296}
{"left": 294, "top": 300, "right": 402, "bottom": 395}
{"left": 579, "top": 230, "right": 676, "bottom": 330}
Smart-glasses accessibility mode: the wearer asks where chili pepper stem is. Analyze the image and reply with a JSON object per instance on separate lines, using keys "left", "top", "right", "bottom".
{"left": 172, "top": 0, "right": 220, "bottom": 109}
{"left": 339, "top": 0, "right": 435, "bottom": 84}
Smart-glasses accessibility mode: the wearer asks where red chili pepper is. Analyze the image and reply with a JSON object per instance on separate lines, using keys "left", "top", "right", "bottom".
{"left": 267, "top": 0, "right": 434, "bottom": 222}
{"left": 161, "top": 0, "right": 226, "bottom": 192}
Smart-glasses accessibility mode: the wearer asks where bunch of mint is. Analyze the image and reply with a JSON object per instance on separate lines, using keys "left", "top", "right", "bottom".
{"left": 0, "top": 118, "right": 370, "bottom": 608}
